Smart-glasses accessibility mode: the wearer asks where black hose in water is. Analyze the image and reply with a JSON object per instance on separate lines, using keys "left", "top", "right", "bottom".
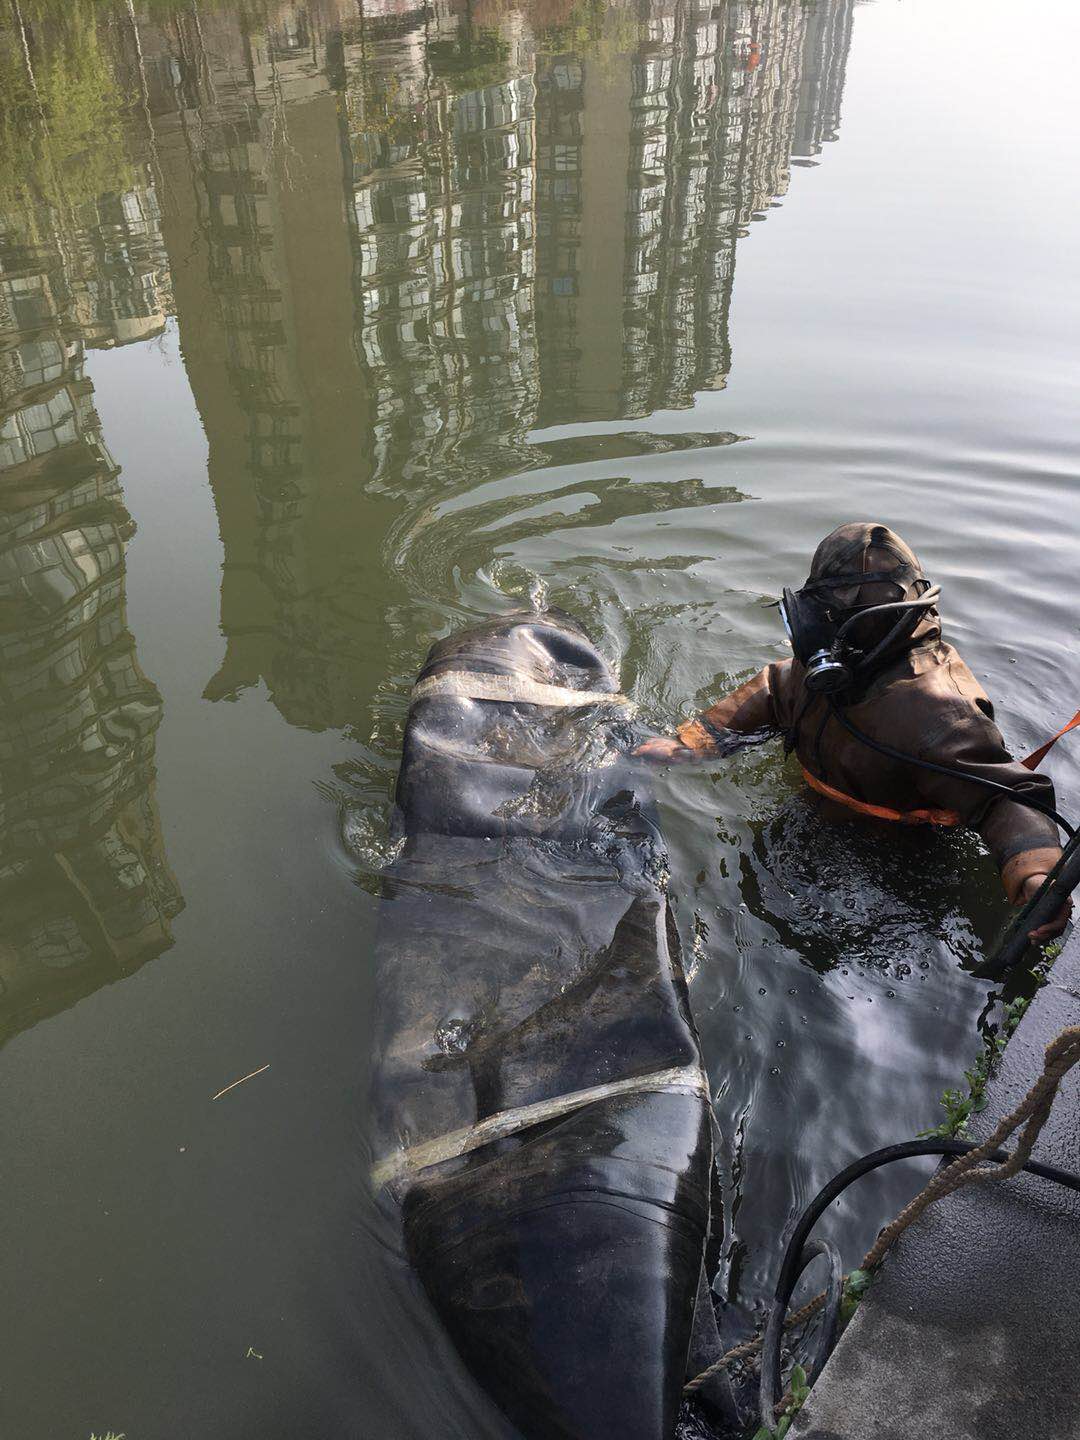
{"left": 976, "top": 828, "right": 1080, "bottom": 977}
{"left": 758, "top": 1138, "right": 1080, "bottom": 1431}
{"left": 790, "top": 1237, "right": 843, "bottom": 1385}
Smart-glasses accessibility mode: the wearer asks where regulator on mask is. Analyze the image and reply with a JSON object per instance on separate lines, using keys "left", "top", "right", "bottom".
{"left": 778, "top": 571, "right": 941, "bottom": 696}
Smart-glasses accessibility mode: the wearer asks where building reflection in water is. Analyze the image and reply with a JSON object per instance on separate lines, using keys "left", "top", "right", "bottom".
{"left": 343, "top": 0, "right": 854, "bottom": 481}
{"left": 131, "top": 4, "right": 383, "bottom": 730}
{"left": 111, "top": 0, "right": 854, "bottom": 732}
{"left": 0, "top": 0, "right": 854, "bottom": 1036}
{"left": 0, "top": 190, "right": 182, "bottom": 1046}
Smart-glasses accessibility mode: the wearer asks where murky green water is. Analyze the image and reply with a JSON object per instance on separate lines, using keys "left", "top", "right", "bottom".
{"left": 2, "top": 1, "right": 1078, "bottom": 1436}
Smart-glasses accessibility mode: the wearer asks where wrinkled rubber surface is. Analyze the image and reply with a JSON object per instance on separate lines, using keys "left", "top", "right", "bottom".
{"left": 408, "top": 1092, "right": 710, "bottom": 1440}
{"left": 373, "top": 612, "right": 712, "bottom": 1440}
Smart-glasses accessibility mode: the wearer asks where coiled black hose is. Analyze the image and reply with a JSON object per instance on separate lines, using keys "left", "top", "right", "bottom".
{"left": 758, "top": 1138, "right": 1080, "bottom": 1431}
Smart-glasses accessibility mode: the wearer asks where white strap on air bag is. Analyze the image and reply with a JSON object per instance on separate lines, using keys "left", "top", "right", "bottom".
{"left": 411, "top": 669, "right": 632, "bottom": 709}
{"left": 373, "top": 1062, "right": 708, "bottom": 1188}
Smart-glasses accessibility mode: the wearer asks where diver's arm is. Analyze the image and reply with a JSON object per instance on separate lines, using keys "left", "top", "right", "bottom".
{"left": 983, "top": 796, "right": 1070, "bottom": 939}
{"left": 635, "top": 663, "right": 788, "bottom": 760}
{"left": 1018, "top": 872, "right": 1072, "bottom": 943}
{"left": 910, "top": 711, "right": 1070, "bottom": 935}
{"left": 680, "top": 667, "right": 780, "bottom": 744}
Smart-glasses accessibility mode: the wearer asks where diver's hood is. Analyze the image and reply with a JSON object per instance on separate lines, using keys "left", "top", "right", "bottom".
{"left": 800, "top": 521, "right": 940, "bottom": 666}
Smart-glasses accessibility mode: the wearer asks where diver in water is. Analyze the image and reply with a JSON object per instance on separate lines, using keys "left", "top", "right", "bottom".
{"left": 636, "top": 522, "right": 1072, "bottom": 941}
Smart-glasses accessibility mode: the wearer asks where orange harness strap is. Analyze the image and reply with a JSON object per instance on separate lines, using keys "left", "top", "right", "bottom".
{"left": 801, "top": 704, "right": 1080, "bottom": 827}
{"left": 1022, "top": 707, "right": 1080, "bottom": 771}
{"left": 801, "top": 766, "right": 961, "bottom": 827}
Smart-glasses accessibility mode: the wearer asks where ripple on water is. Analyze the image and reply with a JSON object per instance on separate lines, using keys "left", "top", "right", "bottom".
{"left": 7, "top": 0, "right": 1080, "bottom": 1436}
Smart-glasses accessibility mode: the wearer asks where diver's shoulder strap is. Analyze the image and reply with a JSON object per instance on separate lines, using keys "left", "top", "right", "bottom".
{"left": 801, "top": 702, "right": 1080, "bottom": 821}
{"left": 800, "top": 765, "right": 960, "bottom": 827}
{"left": 1022, "top": 708, "right": 1080, "bottom": 771}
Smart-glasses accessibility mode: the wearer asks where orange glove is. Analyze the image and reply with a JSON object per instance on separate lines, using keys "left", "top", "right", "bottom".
{"left": 633, "top": 737, "right": 698, "bottom": 763}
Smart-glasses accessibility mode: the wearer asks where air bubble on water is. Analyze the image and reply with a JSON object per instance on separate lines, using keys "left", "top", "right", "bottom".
{"left": 758, "top": 987, "right": 767, "bottom": 995}
{"left": 434, "top": 1017, "right": 473, "bottom": 1055}
{"left": 341, "top": 803, "right": 401, "bottom": 872}
{"left": 685, "top": 919, "right": 709, "bottom": 986}
{"left": 528, "top": 574, "right": 549, "bottom": 614}
{"left": 770, "top": 1066, "right": 781, "bottom": 1076}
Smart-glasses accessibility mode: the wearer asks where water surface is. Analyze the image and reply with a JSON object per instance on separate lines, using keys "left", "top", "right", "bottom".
{"left": 2, "top": 1, "right": 1079, "bottom": 1436}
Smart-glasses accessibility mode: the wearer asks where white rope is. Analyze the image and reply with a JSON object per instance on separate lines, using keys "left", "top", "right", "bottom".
{"left": 373, "top": 1062, "right": 709, "bottom": 1189}
{"left": 411, "top": 669, "right": 632, "bottom": 710}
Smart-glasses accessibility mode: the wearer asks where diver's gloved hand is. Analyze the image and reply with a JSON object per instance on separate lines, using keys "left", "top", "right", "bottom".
{"left": 633, "top": 736, "right": 698, "bottom": 762}
{"left": 1021, "top": 873, "right": 1073, "bottom": 942}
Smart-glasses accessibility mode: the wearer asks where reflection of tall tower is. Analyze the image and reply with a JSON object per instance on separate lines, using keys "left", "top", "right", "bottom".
{"left": 144, "top": 9, "right": 378, "bottom": 731}
{"left": 531, "top": 0, "right": 749, "bottom": 423}
{"left": 620, "top": 0, "right": 738, "bottom": 416}
{"left": 729, "top": 3, "right": 786, "bottom": 221}
{"left": 345, "top": 7, "right": 539, "bottom": 494}
{"left": 793, "top": 0, "right": 856, "bottom": 161}
{"left": 0, "top": 209, "right": 182, "bottom": 1045}
{"left": 533, "top": 46, "right": 587, "bottom": 421}
{"left": 55, "top": 0, "right": 855, "bottom": 750}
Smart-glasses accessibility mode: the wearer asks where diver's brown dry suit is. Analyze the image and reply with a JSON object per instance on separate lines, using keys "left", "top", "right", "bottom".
{"left": 676, "top": 523, "right": 1063, "bottom": 904}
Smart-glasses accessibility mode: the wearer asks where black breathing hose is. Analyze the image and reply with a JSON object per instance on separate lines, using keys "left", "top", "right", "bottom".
{"left": 758, "top": 1138, "right": 1080, "bottom": 1431}
{"left": 833, "top": 592, "right": 941, "bottom": 646}
{"left": 835, "top": 589, "right": 942, "bottom": 677}
{"left": 826, "top": 699, "right": 1076, "bottom": 839}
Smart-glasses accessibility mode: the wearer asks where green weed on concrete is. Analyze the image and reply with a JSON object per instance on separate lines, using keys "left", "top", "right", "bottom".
{"left": 920, "top": 995, "right": 1032, "bottom": 1138}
